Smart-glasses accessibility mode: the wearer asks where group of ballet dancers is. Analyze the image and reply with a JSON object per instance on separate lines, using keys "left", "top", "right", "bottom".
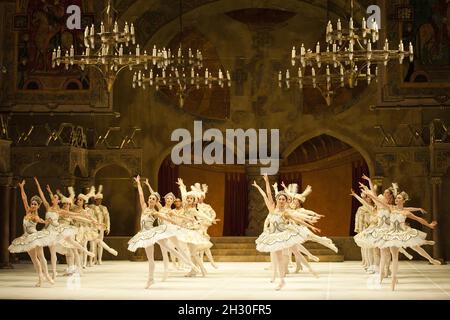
{"left": 7, "top": 172, "right": 440, "bottom": 292}
{"left": 8, "top": 177, "right": 117, "bottom": 286}
{"left": 352, "top": 175, "right": 440, "bottom": 290}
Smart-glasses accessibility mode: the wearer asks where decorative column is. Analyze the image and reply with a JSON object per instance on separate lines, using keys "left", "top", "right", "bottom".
{"left": 0, "top": 173, "right": 13, "bottom": 268}
{"left": 245, "top": 165, "right": 279, "bottom": 236}
{"left": 431, "top": 176, "right": 445, "bottom": 263}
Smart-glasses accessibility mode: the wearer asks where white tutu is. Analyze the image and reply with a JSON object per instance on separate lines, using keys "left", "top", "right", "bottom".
{"left": 256, "top": 211, "right": 307, "bottom": 252}
{"left": 127, "top": 224, "right": 177, "bottom": 252}
{"left": 8, "top": 229, "right": 56, "bottom": 253}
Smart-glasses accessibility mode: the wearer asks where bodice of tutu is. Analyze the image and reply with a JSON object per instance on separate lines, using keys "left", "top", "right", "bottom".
{"left": 23, "top": 219, "right": 37, "bottom": 234}
{"left": 45, "top": 211, "right": 60, "bottom": 229}
{"left": 266, "top": 211, "right": 291, "bottom": 233}
{"left": 140, "top": 208, "right": 156, "bottom": 230}
{"left": 376, "top": 209, "right": 390, "bottom": 228}
{"left": 388, "top": 212, "right": 407, "bottom": 232}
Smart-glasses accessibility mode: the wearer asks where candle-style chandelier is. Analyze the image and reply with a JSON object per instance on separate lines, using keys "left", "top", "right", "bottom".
{"left": 52, "top": 0, "right": 168, "bottom": 92}
{"left": 279, "top": 0, "right": 414, "bottom": 106}
{"left": 132, "top": 0, "right": 231, "bottom": 108}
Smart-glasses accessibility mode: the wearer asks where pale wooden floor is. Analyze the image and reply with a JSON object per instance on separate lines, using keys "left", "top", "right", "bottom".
{"left": 0, "top": 261, "right": 449, "bottom": 300}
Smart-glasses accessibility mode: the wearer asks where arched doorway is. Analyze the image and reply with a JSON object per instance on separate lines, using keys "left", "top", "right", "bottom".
{"left": 157, "top": 144, "right": 248, "bottom": 236}
{"left": 281, "top": 134, "right": 369, "bottom": 236}
{"left": 94, "top": 164, "right": 134, "bottom": 236}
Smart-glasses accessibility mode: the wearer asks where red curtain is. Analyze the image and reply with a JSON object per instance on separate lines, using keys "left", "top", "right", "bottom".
{"left": 278, "top": 171, "right": 302, "bottom": 192}
{"left": 223, "top": 172, "right": 248, "bottom": 236}
{"left": 157, "top": 159, "right": 180, "bottom": 200}
{"left": 350, "top": 159, "right": 369, "bottom": 236}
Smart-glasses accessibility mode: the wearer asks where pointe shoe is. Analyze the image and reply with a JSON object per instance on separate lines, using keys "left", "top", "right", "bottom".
{"left": 145, "top": 279, "right": 154, "bottom": 289}
{"left": 109, "top": 248, "right": 118, "bottom": 256}
{"left": 431, "top": 259, "right": 441, "bottom": 265}
{"left": 308, "top": 255, "right": 320, "bottom": 262}
{"left": 45, "top": 274, "right": 55, "bottom": 285}
{"left": 211, "top": 262, "right": 219, "bottom": 269}
{"left": 391, "top": 276, "right": 397, "bottom": 291}
{"left": 275, "top": 281, "right": 285, "bottom": 291}
{"left": 35, "top": 275, "right": 44, "bottom": 287}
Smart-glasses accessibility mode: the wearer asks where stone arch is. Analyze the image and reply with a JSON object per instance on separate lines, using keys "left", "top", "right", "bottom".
{"left": 91, "top": 162, "right": 132, "bottom": 179}
{"left": 282, "top": 128, "right": 375, "bottom": 177}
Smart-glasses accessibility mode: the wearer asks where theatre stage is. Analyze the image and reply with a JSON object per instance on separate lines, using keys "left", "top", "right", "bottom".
{"left": 0, "top": 261, "right": 449, "bottom": 300}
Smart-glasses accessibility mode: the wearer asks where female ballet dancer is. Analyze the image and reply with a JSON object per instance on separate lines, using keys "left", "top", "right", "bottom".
{"left": 176, "top": 178, "right": 213, "bottom": 277}
{"left": 127, "top": 175, "right": 197, "bottom": 288}
{"left": 191, "top": 183, "right": 220, "bottom": 269}
{"left": 272, "top": 182, "right": 323, "bottom": 277}
{"left": 8, "top": 180, "right": 55, "bottom": 286}
{"left": 363, "top": 189, "right": 439, "bottom": 290}
{"left": 253, "top": 174, "right": 314, "bottom": 290}
{"left": 33, "top": 177, "right": 95, "bottom": 279}
{"left": 143, "top": 179, "right": 199, "bottom": 281}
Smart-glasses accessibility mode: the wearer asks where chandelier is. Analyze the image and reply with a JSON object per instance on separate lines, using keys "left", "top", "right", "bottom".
{"left": 132, "top": 0, "right": 231, "bottom": 108}
{"left": 279, "top": 0, "right": 413, "bottom": 106}
{"left": 51, "top": 0, "right": 168, "bottom": 92}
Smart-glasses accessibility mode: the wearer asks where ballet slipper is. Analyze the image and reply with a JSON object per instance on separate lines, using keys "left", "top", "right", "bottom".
{"left": 308, "top": 255, "right": 320, "bottom": 262}
{"left": 35, "top": 274, "right": 44, "bottom": 287}
{"left": 275, "top": 280, "right": 285, "bottom": 291}
{"left": 108, "top": 248, "right": 118, "bottom": 256}
{"left": 145, "top": 278, "right": 154, "bottom": 289}
{"left": 45, "top": 273, "right": 54, "bottom": 285}
{"left": 430, "top": 259, "right": 441, "bottom": 265}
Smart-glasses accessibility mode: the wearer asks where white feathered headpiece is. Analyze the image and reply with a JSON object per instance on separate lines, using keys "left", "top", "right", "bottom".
{"left": 78, "top": 186, "right": 95, "bottom": 202}
{"left": 294, "top": 185, "right": 312, "bottom": 203}
{"left": 391, "top": 182, "right": 399, "bottom": 198}
{"left": 95, "top": 185, "right": 104, "bottom": 199}
{"left": 58, "top": 186, "right": 75, "bottom": 205}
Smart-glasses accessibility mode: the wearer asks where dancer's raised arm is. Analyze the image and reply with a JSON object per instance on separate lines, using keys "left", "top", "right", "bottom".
{"left": 34, "top": 177, "right": 50, "bottom": 210}
{"left": 177, "top": 178, "right": 187, "bottom": 202}
{"left": 361, "top": 174, "right": 377, "bottom": 197}
{"left": 404, "top": 210, "right": 437, "bottom": 229}
{"left": 285, "top": 211, "right": 321, "bottom": 233}
{"left": 134, "top": 175, "right": 147, "bottom": 211}
{"left": 18, "top": 180, "right": 29, "bottom": 212}
{"left": 263, "top": 174, "right": 275, "bottom": 207}
{"left": 252, "top": 180, "right": 275, "bottom": 212}
{"left": 350, "top": 189, "right": 374, "bottom": 211}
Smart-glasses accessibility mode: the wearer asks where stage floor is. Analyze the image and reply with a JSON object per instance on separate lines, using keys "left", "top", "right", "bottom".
{"left": 0, "top": 261, "right": 449, "bottom": 300}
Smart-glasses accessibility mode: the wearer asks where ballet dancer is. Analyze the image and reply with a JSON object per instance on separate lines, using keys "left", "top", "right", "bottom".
{"left": 191, "top": 183, "right": 220, "bottom": 269}
{"left": 33, "top": 177, "right": 95, "bottom": 279}
{"left": 127, "top": 175, "right": 197, "bottom": 288}
{"left": 362, "top": 189, "right": 439, "bottom": 290}
{"left": 8, "top": 180, "right": 55, "bottom": 286}
{"left": 253, "top": 174, "right": 316, "bottom": 290}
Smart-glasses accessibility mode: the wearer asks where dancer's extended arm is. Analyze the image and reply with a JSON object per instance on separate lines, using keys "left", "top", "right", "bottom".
{"left": 252, "top": 180, "right": 275, "bottom": 212}
{"left": 34, "top": 177, "right": 50, "bottom": 211}
{"left": 404, "top": 210, "right": 437, "bottom": 229}
{"left": 134, "top": 175, "right": 147, "bottom": 212}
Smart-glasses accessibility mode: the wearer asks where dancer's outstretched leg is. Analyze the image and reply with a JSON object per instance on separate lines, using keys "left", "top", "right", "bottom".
{"left": 37, "top": 247, "right": 54, "bottom": 284}
{"left": 144, "top": 245, "right": 155, "bottom": 289}
{"left": 160, "top": 247, "right": 170, "bottom": 281}
{"left": 296, "top": 244, "right": 319, "bottom": 262}
{"left": 291, "top": 246, "right": 319, "bottom": 278}
{"left": 28, "top": 248, "right": 44, "bottom": 287}
{"left": 65, "top": 237, "right": 95, "bottom": 257}
{"left": 379, "top": 248, "right": 388, "bottom": 283}
{"left": 399, "top": 248, "right": 413, "bottom": 260}
{"left": 308, "top": 234, "right": 338, "bottom": 252}
{"left": 411, "top": 246, "right": 441, "bottom": 265}
{"left": 274, "top": 250, "right": 286, "bottom": 290}
{"left": 204, "top": 248, "right": 218, "bottom": 269}
{"left": 390, "top": 247, "right": 399, "bottom": 291}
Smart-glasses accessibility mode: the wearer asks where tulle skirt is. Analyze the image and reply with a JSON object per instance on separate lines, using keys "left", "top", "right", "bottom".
{"left": 256, "top": 224, "right": 307, "bottom": 252}
{"left": 8, "top": 230, "right": 56, "bottom": 253}
{"left": 127, "top": 224, "right": 177, "bottom": 252}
